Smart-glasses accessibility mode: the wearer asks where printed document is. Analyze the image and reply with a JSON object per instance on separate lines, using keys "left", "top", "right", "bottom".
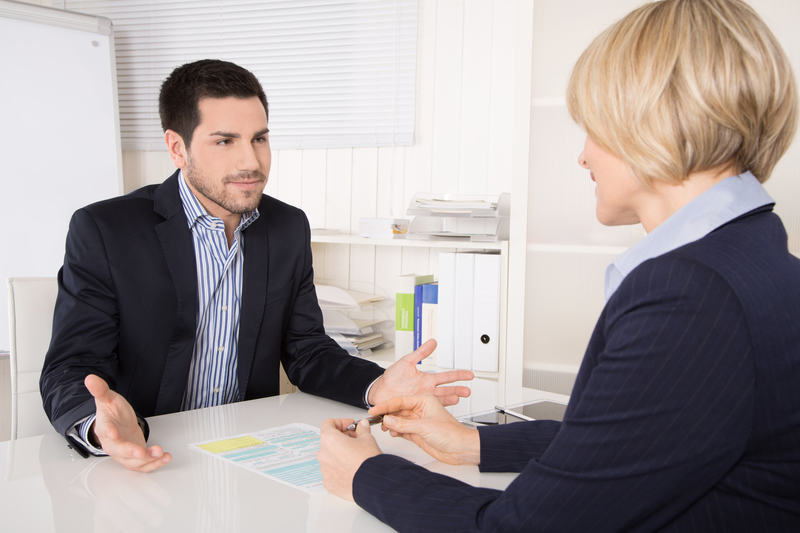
{"left": 190, "top": 422, "right": 434, "bottom": 495}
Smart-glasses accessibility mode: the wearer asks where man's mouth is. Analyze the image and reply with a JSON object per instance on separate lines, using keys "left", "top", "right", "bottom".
{"left": 225, "top": 171, "right": 267, "bottom": 187}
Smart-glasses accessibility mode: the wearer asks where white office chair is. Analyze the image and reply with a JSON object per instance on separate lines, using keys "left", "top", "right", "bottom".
{"left": 6, "top": 277, "right": 59, "bottom": 439}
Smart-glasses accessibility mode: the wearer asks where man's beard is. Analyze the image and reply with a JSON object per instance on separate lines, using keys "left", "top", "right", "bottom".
{"left": 184, "top": 157, "right": 266, "bottom": 215}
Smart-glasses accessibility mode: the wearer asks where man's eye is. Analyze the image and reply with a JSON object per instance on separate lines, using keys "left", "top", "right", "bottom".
{"left": 217, "top": 139, "right": 231, "bottom": 146}
{"left": 254, "top": 136, "right": 267, "bottom": 144}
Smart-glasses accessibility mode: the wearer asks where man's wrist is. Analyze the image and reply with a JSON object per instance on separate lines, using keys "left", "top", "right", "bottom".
{"left": 72, "top": 415, "right": 106, "bottom": 457}
{"left": 87, "top": 421, "right": 101, "bottom": 448}
{"left": 364, "top": 376, "right": 382, "bottom": 408}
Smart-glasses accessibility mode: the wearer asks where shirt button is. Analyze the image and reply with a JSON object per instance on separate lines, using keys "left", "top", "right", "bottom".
{"left": 211, "top": 222, "right": 218, "bottom": 229}
{"left": 222, "top": 305, "right": 228, "bottom": 311}
{"left": 218, "top": 346, "right": 224, "bottom": 352}
{"left": 213, "top": 387, "right": 220, "bottom": 394}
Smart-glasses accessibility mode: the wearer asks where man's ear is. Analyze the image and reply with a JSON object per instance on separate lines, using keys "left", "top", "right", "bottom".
{"left": 165, "top": 130, "right": 188, "bottom": 168}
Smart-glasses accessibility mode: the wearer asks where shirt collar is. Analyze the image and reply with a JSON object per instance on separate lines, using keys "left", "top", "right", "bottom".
{"left": 605, "top": 171, "right": 774, "bottom": 301}
{"left": 177, "top": 170, "right": 260, "bottom": 232}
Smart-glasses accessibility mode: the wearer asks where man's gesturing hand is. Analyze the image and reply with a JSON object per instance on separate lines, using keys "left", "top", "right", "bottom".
{"left": 369, "top": 395, "right": 481, "bottom": 466}
{"left": 84, "top": 374, "right": 171, "bottom": 473}
{"left": 368, "top": 339, "right": 474, "bottom": 407}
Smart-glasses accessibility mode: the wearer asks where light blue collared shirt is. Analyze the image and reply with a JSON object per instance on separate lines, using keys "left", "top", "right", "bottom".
{"left": 604, "top": 171, "right": 774, "bottom": 302}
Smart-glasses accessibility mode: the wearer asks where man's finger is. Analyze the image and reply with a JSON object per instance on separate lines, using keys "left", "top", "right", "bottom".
{"left": 432, "top": 385, "right": 472, "bottom": 399}
{"left": 84, "top": 374, "right": 112, "bottom": 401}
{"left": 398, "top": 339, "right": 437, "bottom": 365}
{"left": 122, "top": 452, "right": 172, "bottom": 473}
{"left": 433, "top": 369, "right": 475, "bottom": 385}
{"left": 146, "top": 445, "right": 165, "bottom": 458}
{"left": 435, "top": 394, "right": 461, "bottom": 407}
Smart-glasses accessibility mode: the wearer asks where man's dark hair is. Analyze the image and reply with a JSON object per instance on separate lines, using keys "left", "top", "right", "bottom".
{"left": 159, "top": 59, "right": 269, "bottom": 147}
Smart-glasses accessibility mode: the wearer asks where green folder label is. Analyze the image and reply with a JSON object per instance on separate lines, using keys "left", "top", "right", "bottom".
{"left": 396, "top": 293, "right": 414, "bottom": 331}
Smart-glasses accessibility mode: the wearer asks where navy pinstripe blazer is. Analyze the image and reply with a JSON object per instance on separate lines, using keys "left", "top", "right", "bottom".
{"left": 354, "top": 206, "right": 800, "bottom": 532}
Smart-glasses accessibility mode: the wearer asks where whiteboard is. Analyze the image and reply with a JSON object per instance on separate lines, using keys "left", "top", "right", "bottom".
{"left": 0, "top": 1, "right": 122, "bottom": 350}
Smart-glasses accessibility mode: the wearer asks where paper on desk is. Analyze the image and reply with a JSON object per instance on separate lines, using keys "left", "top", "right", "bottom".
{"left": 189, "top": 422, "right": 434, "bottom": 495}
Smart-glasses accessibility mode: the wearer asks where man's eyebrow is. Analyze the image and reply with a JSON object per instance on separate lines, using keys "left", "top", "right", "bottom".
{"left": 209, "top": 131, "right": 240, "bottom": 138}
{"left": 207, "top": 128, "right": 269, "bottom": 139}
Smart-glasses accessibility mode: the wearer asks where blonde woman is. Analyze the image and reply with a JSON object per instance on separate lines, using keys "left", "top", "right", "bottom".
{"left": 317, "top": 0, "right": 800, "bottom": 531}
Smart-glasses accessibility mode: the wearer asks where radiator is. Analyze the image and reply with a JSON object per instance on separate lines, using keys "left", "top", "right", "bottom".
{"left": 523, "top": 363, "right": 579, "bottom": 396}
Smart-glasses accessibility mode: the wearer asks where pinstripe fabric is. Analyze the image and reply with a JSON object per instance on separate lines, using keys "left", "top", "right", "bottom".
{"left": 353, "top": 207, "right": 800, "bottom": 532}
{"left": 178, "top": 173, "right": 259, "bottom": 410}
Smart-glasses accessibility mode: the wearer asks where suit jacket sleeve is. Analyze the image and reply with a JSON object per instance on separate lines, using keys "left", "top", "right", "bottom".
{"left": 274, "top": 209, "right": 384, "bottom": 407}
{"left": 353, "top": 256, "right": 754, "bottom": 532}
{"left": 40, "top": 208, "right": 123, "bottom": 436}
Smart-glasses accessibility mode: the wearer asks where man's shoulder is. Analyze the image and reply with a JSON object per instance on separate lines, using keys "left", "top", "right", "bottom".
{"left": 258, "top": 193, "right": 304, "bottom": 215}
{"left": 256, "top": 194, "right": 308, "bottom": 225}
{"left": 83, "top": 183, "right": 159, "bottom": 210}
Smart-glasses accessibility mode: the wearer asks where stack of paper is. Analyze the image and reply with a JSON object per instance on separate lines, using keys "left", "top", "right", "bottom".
{"left": 315, "top": 284, "right": 384, "bottom": 310}
{"left": 359, "top": 217, "right": 410, "bottom": 239}
{"left": 412, "top": 198, "right": 497, "bottom": 214}
{"left": 316, "top": 285, "right": 391, "bottom": 356}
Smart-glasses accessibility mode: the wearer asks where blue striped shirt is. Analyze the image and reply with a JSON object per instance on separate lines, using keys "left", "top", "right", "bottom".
{"left": 178, "top": 171, "right": 259, "bottom": 410}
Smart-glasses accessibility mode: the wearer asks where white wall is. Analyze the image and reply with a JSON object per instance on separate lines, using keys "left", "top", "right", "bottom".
{"left": 523, "top": 0, "right": 800, "bottom": 378}
{"left": 14, "top": 0, "right": 800, "bottom": 387}
{"left": 121, "top": 0, "right": 531, "bottom": 308}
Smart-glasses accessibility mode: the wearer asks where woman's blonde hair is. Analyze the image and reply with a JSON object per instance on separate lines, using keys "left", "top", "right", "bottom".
{"left": 566, "top": 0, "right": 798, "bottom": 185}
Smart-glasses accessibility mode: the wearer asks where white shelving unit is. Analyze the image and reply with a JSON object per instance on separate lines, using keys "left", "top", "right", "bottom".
{"left": 311, "top": 235, "right": 510, "bottom": 383}
{"left": 312, "top": 234, "right": 503, "bottom": 251}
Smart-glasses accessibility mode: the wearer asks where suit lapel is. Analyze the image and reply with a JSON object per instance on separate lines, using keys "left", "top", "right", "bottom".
{"left": 238, "top": 212, "right": 269, "bottom": 398}
{"left": 153, "top": 171, "right": 198, "bottom": 414}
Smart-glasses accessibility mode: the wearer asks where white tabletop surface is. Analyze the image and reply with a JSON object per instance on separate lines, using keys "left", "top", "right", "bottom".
{"left": 0, "top": 379, "right": 568, "bottom": 532}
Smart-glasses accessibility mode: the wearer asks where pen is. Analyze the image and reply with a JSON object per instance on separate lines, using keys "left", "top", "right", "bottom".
{"left": 346, "top": 415, "right": 383, "bottom": 431}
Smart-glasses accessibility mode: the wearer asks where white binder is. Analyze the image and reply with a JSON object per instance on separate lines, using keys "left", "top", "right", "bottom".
{"left": 436, "top": 253, "right": 457, "bottom": 368}
{"left": 453, "top": 253, "right": 476, "bottom": 370}
{"left": 471, "top": 254, "right": 501, "bottom": 372}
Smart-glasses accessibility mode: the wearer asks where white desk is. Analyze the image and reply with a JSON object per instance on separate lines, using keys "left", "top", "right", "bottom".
{"left": 0, "top": 379, "right": 568, "bottom": 532}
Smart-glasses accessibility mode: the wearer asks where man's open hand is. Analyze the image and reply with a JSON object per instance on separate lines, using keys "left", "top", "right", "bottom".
{"left": 85, "top": 375, "right": 171, "bottom": 473}
{"left": 368, "top": 339, "right": 474, "bottom": 406}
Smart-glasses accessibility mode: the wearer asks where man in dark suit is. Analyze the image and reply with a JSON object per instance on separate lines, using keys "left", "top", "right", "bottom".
{"left": 316, "top": 0, "right": 800, "bottom": 530}
{"left": 40, "top": 59, "right": 472, "bottom": 472}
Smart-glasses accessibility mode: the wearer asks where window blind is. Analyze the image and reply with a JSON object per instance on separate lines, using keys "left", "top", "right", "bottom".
{"left": 65, "top": 0, "right": 418, "bottom": 151}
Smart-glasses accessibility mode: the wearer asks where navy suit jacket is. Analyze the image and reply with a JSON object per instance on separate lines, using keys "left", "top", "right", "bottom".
{"left": 41, "top": 171, "right": 384, "bottom": 438}
{"left": 354, "top": 206, "right": 800, "bottom": 532}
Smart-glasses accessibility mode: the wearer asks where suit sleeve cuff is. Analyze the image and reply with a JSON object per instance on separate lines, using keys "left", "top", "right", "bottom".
{"left": 70, "top": 415, "right": 106, "bottom": 456}
{"left": 70, "top": 413, "right": 150, "bottom": 457}
{"left": 363, "top": 376, "right": 381, "bottom": 408}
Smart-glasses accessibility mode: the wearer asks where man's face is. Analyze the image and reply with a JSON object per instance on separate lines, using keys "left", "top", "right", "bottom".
{"left": 181, "top": 96, "right": 271, "bottom": 218}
